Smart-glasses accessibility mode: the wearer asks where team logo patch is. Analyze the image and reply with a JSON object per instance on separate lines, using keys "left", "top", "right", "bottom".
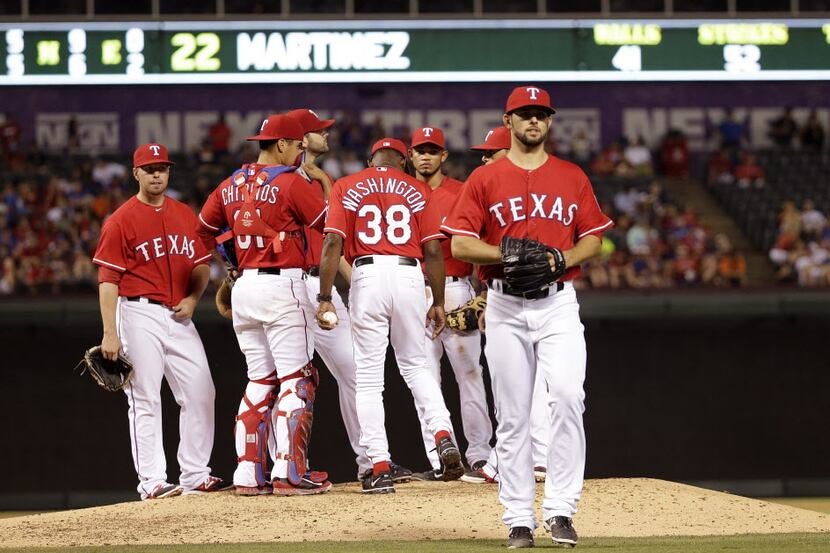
{"left": 242, "top": 211, "right": 254, "bottom": 228}
{"left": 234, "top": 173, "right": 246, "bottom": 185}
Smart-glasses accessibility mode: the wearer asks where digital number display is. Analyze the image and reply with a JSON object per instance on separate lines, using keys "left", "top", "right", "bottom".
{"left": 1, "top": 19, "right": 828, "bottom": 85}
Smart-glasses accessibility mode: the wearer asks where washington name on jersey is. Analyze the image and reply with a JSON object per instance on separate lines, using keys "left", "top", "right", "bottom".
{"left": 341, "top": 170, "right": 427, "bottom": 213}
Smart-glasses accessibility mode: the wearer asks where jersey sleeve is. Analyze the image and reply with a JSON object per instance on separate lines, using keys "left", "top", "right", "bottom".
{"left": 287, "top": 174, "right": 328, "bottom": 232}
{"left": 187, "top": 210, "right": 213, "bottom": 265}
{"left": 574, "top": 171, "right": 614, "bottom": 239}
{"left": 419, "top": 196, "right": 446, "bottom": 244}
{"left": 323, "top": 179, "right": 348, "bottom": 239}
{"left": 197, "top": 186, "right": 226, "bottom": 249}
{"left": 92, "top": 218, "right": 129, "bottom": 274}
{"left": 441, "top": 171, "right": 486, "bottom": 239}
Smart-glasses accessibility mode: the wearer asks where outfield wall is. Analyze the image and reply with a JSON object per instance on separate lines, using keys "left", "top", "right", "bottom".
{"left": 0, "top": 291, "right": 828, "bottom": 507}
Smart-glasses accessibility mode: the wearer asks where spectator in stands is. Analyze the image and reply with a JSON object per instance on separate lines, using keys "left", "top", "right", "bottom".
{"left": 570, "top": 128, "right": 593, "bottom": 165}
{"left": 801, "top": 199, "right": 827, "bottom": 237}
{"left": 321, "top": 151, "right": 344, "bottom": 180}
{"left": 768, "top": 106, "right": 798, "bottom": 148}
{"left": 703, "top": 234, "right": 747, "bottom": 287}
{"left": 91, "top": 158, "right": 127, "bottom": 189}
{"left": 613, "top": 185, "right": 644, "bottom": 217}
{"left": 626, "top": 217, "right": 658, "bottom": 256}
{"left": 800, "top": 110, "right": 825, "bottom": 151}
{"left": 660, "top": 129, "right": 690, "bottom": 178}
{"left": 208, "top": 113, "right": 232, "bottom": 156}
{"left": 590, "top": 141, "right": 623, "bottom": 176}
{"left": 794, "top": 241, "right": 830, "bottom": 287}
{"left": 706, "top": 149, "right": 734, "bottom": 186}
{"left": 0, "top": 256, "right": 15, "bottom": 294}
{"left": 670, "top": 243, "right": 700, "bottom": 286}
{"left": 778, "top": 200, "right": 802, "bottom": 238}
{"left": 734, "top": 151, "right": 765, "bottom": 188}
{"left": 717, "top": 109, "right": 746, "bottom": 155}
{"left": 0, "top": 113, "right": 22, "bottom": 163}
{"left": 623, "top": 136, "right": 653, "bottom": 177}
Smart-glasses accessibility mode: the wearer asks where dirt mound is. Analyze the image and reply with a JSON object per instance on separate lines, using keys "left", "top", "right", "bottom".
{"left": 2, "top": 478, "right": 829, "bottom": 548}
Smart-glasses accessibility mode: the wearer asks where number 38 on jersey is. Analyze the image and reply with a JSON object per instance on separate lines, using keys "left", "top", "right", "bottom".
{"left": 357, "top": 204, "right": 412, "bottom": 245}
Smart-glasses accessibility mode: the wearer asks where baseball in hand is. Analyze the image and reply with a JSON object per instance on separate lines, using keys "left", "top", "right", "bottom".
{"left": 322, "top": 312, "right": 338, "bottom": 325}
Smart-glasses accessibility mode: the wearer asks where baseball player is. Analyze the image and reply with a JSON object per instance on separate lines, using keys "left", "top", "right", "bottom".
{"left": 286, "top": 108, "right": 411, "bottom": 483}
{"left": 463, "top": 126, "right": 551, "bottom": 486}
{"left": 197, "top": 113, "right": 332, "bottom": 496}
{"left": 94, "top": 143, "right": 225, "bottom": 500}
{"left": 316, "top": 138, "right": 465, "bottom": 494}
{"left": 442, "top": 86, "right": 613, "bottom": 548}
{"left": 406, "top": 126, "right": 493, "bottom": 481}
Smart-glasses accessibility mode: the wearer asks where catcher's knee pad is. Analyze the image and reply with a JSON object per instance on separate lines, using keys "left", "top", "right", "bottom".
{"left": 275, "top": 363, "right": 319, "bottom": 486}
{"left": 236, "top": 374, "right": 277, "bottom": 487}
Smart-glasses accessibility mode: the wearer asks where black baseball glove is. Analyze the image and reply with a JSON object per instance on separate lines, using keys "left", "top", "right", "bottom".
{"left": 500, "top": 236, "right": 566, "bottom": 294}
{"left": 74, "top": 346, "right": 133, "bottom": 392}
{"left": 446, "top": 296, "right": 486, "bottom": 332}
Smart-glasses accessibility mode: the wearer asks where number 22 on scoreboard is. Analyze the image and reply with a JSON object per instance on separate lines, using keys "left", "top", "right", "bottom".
{"left": 170, "top": 32, "right": 221, "bottom": 72}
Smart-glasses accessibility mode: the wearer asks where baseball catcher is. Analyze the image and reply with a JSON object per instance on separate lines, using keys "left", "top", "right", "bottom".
{"left": 500, "top": 236, "right": 566, "bottom": 295}
{"left": 445, "top": 295, "right": 487, "bottom": 332}
{"left": 74, "top": 345, "right": 133, "bottom": 392}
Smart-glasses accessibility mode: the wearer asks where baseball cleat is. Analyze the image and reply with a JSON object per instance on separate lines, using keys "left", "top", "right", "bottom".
{"left": 507, "top": 526, "right": 535, "bottom": 548}
{"left": 361, "top": 470, "right": 395, "bottom": 494}
{"left": 460, "top": 460, "right": 498, "bottom": 484}
{"left": 389, "top": 462, "right": 413, "bottom": 483}
{"left": 534, "top": 466, "right": 547, "bottom": 482}
{"left": 436, "top": 436, "right": 464, "bottom": 481}
{"left": 411, "top": 468, "right": 442, "bottom": 481}
{"left": 184, "top": 475, "right": 233, "bottom": 495}
{"left": 142, "top": 482, "right": 183, "bottom": 500}
{"left": 272, "top": 476, "right": 332, "bottom": 496}
{"left": 545, "top": 516, "right": 578, "bottom": 547}
{"left": 234, "top": 484, "right": 272, "bottom": 496}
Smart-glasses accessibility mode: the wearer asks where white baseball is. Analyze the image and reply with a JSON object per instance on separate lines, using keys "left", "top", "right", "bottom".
{"left": 322, "top": 311, "right": 338, "bottom": 325}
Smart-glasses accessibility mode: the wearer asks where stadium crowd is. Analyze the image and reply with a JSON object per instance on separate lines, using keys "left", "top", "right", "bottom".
{"left": 5, "top": 108, "right": 828, "bottom": 295}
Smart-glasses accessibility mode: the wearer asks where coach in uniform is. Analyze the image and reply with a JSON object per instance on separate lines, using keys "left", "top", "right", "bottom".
{"left": 94, "top": 143, "right": 224, "bottom": 500}
{"left": 407, "top": 126, "right": 493, "bottom": 481}
{"left": 316, "top": 138, "right": 465, "bottom": 494}
{"left": 198, "top": 114, "right": 332, "bottom": 496}
{"left": 442, "top": 87, "right": 613, "bottom": 548}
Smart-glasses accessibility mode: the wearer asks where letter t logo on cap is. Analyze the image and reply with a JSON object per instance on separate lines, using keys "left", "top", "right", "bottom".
{"left": 149, "top": 145, "right": 161, "bottom": 156}
{"left": 526, "top": 87, "right": 540, "bottom": 100}
{"left": 422, "top": 127, "right": 433, "bottom": 137}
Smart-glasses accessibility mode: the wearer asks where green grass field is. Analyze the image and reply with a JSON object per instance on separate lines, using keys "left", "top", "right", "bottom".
{"left": 5, "top": 534, "right": 829, "bottom": 553}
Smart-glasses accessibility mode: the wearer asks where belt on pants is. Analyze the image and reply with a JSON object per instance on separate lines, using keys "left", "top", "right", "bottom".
{"left": 354, "top": 255, "right": 418, "bottom": 268}
{"left": 488, "top": 279, "right": 564, "bottom": 299}
{"left": 425, "top": 275, "right": 464, "bottom": 286}
{"left": 125, "top": 296, "right": 164, "bottom": 306}
{"left": 307, "top": 265, "right": 320, "bottom": 277}
{"left": 243, "top": 267, "right": 305, "bottom": 278}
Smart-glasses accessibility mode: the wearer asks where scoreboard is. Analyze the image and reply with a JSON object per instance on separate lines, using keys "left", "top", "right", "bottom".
{"left": 1, "top": 19, "right": 829, "bottom": 85}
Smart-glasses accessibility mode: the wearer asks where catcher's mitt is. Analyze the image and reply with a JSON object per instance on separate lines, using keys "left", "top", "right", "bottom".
{"left": 215, "top": 276, "right": 233, "bottom": 319}
{"left": 501, "top": 236, "right": 566, "bottom": 294}
{"left": 74, "top": 346, "right": 133, "bottom": 392}
{"left": 446, "top": 296, "right": 486, "bottom": 332}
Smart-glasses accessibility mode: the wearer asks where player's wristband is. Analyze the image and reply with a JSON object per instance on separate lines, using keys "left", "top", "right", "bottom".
{"left": 316, "top": 293, "right": 333, "bottom": 303}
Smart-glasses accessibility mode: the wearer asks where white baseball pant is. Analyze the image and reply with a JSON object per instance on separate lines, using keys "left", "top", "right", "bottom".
{"left": 349, "top": 255, "right": 454, "bottom": 465}
{"left": 117, "top": 298, "right": 215, "bottom": 497}
{"left": 230, "top": 269, "right": 316, "bottom": 485}
{"left": 485, "top": 281, "right": 586, "bottom": 531}
{"left": 305, "top": 274, "right": 371, "bottom": 475}
{"left": 419, "top": 278, "right": 493, "bottom": 469}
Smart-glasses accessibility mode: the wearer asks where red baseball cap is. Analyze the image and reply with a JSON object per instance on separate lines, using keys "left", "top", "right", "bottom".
{"left": 470, "top": 127, "right": 512, "bottom": 151}
{"left": 410, "top": 126, "right": 446, "bottom": 149}
{"left": 246, "top": 114, "right": 305, "bottom": 141}
{"left": 505, "top": 85, "right": 556, "bottom": 115}
{"left": 286, "top": 108, "right": 335, "bottom": 134}
{"left": 370, "top": 137, "right": 408, "bottom": 159}
{"left": 133, "top": 143, "right": 175, "bottom": 168}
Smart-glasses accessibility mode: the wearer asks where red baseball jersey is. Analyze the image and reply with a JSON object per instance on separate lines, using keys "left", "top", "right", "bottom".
{"left": 303, "top": 170, "right": 335, "bottom": 268}
{"left": 427, "top": 176, "right": 473, "bottom": 278}
{"left": 93, "top": 196, "right": 212, "bottom": 307}
{"left": 442, "top": 155, "right": 613, "bottom": 282}
{"left": 324, "top": 166, "right": 444, "bottom": 264}
{"left": 197, "top": 163, "right": 327, "bottom": 269}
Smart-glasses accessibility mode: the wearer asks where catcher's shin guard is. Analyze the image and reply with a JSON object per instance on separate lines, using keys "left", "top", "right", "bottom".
{"left": 235, "top": 373, "right": 277, "bottom": 488}
{"left": 275, "top": 363, "right": 320, "bottom": 486}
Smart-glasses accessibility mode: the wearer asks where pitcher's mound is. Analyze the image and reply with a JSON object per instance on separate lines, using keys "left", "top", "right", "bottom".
{"left": 2, "top": 478, "right": 829, "bottom": 548}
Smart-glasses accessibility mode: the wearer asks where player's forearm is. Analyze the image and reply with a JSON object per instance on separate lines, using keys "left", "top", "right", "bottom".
{"left": 319, "top": 233, "right": 344, "bottom": 297}
{"left": 563, "top": 235, "right": 602, "bottom": 269}
{"left": 186, "top": 264, "right": 211, "bottom": 300}
{"left": 98, "top": 282, "right": 119, "bottom": 337}
{"left": 337, "top": 256, "right": 352, "bottom": 282}
{"left": 318, "top": 173, "right": 333, "bottom": 201}
{"left": 423, "top": 240, "right": 446, "bottom": 306}
{"left": 451, "top": 235, "right": 501, "bottom": 265}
